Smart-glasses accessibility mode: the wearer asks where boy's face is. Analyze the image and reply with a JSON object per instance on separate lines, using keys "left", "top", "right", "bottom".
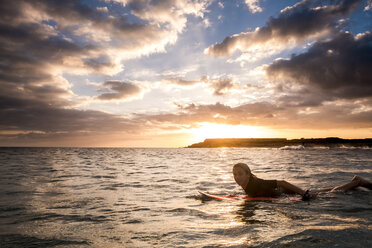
{"left": 233, "top": 167, "right": 249, "bottom": 188}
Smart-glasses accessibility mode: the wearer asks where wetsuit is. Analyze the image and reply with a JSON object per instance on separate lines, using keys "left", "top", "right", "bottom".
{"left": 244, "top": 176, "right": 280, "bottom": 197}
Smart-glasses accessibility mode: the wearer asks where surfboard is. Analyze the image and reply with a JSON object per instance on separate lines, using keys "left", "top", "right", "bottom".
{"left": 198, "top": 191, "right": 301, "bottom": 202}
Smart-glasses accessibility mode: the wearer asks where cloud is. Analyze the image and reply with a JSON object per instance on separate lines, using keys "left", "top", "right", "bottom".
{"left": 19, "top": 0, "right": 209, "bottom": 62}
{"left": 205, "top": 77, "right": 236, "bottom": 96}
{"left": 126, "top": 0, "right": 208, "bottom": 32}
{"left": 365, "top": 0, "right": 372, "bottom": 11}
{"left": 163, "top": 78, "right": 199, "bottom": 87}
{"left": 267, "top": 31, "right": 372, "bottom": 101}
{"left": 0, "top": 96, "right": 137, "bottom": 133}
{"left": 1, "top": 0, "right": 370, "bottom": 146}
{"left": 0, "top": 0, "right": 210, "bottom": 144}
{"left": 163, "top": 76, "right": 240, "bottom": 96}
{"left": 138, "top": 99, "right": 372, "bottom": 131}
{"left": 244, "top": 0, "right": 263, "bottom": 13}
{"left": 136, "top": 101, "right": 278, "bottom": 127}
{"left": 0, "top": 0, "right": 209, "bottom": 94}
{"left": 205, "top": 0, "right": 361, "bottom": 57}
{"left": 95, "top": 81, "right": 145, "bottom": 101}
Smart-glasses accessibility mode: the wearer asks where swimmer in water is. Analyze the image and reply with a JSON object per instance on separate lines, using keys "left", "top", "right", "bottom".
{"left": 233, "top": 163, "right": 372, "bottom": 200}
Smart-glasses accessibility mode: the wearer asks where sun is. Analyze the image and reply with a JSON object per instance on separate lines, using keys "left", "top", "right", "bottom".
{"left": 189, "top": 122, "right": 271, "bottom": 143}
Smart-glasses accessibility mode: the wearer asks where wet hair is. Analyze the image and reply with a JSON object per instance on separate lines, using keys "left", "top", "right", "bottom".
{"left": 233, "top": 163, "right": 256, "bottom": 178}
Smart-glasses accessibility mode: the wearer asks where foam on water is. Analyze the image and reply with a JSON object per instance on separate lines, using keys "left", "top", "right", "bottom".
{"left": 0, "top": 147, "right": 371, "bottom": 247}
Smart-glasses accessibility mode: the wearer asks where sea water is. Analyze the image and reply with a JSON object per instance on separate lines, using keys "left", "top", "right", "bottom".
{"left": 0, "top": 147, "right": 371, "bottom": 247}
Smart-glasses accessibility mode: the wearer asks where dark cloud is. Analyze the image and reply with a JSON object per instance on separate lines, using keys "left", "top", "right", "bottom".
{"left": 0, "top": 20, "right": 85, "bottom": 83}
{"left": 83, "top": 55, "right": 118, "bottom": 72}
{"left": 139, "top": 100, "right": 372, "bottom": 130}
{"left": 267, "top": 31, "right": 372, "bottom": 101}
{"left": 0, "top": 93, "right": 139, "bottom": 146}
{"left": 0, "top": 0, "right": 208, "bottom": 145}
{"left": 0, "top": 1, "right": 102, "bottom": 113}
{"left": 210, "top": 78, "right": 235, "bottom": 96}
{"left": 0, "top": 103, "right": 140, "bottom": 146}
{"left": 0, "top": 0, "right": 369, "bottom": 145}
{"left": 164, "top": 76, "right": 238, "bottom": 96}
{"left": 96, "top": 81, "right": 144, "bottom": 101}
{"left": 0, "top": 0, "right": 205, "bottom": 106}
{"left": 141, "top": 102, "right": 278, "bottom": 126}
{"left": 190, "top": 101, "right": 279, "bottom": 123}
{"left": 0, "top": 100, "right": 134, "bottom": 133}
{"left": 164, "top": 78, "right": 199, "bottom": 86}
{"left": 32, "top": 0, "right": 167, "bottom": 47}
{"left": 206, "top": 0, "right": 361, "bottom": 56}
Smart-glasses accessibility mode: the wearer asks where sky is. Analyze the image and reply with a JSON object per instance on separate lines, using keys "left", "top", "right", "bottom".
{"left": 1, "top": 0, "right": 372, "bottom": 147}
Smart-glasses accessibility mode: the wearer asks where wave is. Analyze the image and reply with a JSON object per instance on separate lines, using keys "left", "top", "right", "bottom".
{"left": 0, "top": 234, "right": 89, "bottom": 247}
{"left": 279, "top": 145, "right": 305, "bottom": 150}
{"left": 279, "top": 145, "right": 372, "bottom": 150}
{"left": 338, "top": 145, "right": 372, "bottom": 150}
{"left": 166, "top": 207, "right": 221, "bottom": 220}
{"left": 254, "top": 228, "right": 372, "bottom": 248}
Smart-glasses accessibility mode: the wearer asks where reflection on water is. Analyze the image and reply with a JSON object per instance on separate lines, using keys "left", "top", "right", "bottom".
{"left": 0, "top": 147, "right": 371, "bottom": 247}
{"left": 235, "top": 202, "right": 260, "bottom": 224}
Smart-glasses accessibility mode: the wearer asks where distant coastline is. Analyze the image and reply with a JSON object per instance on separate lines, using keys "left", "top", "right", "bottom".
{"left": 187, "top": 137, "right": 372, "bottom": 148}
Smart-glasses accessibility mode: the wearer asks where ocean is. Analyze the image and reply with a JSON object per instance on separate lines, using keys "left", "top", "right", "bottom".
{"left": 0, "top": 147, "right": 371, "bottom": 247}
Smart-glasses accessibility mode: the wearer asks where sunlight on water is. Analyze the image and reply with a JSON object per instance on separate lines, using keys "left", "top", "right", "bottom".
{"left": 0, "top": 147, "right": 371, "bottom": 247}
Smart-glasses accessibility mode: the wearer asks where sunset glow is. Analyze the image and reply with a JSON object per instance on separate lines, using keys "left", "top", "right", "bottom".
{"left": 190, "top": 123, "right": 270, "bottom": 141}
{"left": 1, "top": 0, "right": 371, "bottom": 147}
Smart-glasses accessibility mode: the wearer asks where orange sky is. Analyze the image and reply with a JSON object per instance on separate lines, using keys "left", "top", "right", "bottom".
{"left": 1, "top": 0, "right": 371, "bottom": 147}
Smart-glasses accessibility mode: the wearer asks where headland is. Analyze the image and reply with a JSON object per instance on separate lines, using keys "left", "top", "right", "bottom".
{"left": 187, "top": 137, "right": 372, "bottom": 148}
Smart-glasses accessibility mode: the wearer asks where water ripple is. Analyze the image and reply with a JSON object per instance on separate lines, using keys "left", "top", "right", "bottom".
{"left": 0, "top": 147, "right": 371, "bottom": 247}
